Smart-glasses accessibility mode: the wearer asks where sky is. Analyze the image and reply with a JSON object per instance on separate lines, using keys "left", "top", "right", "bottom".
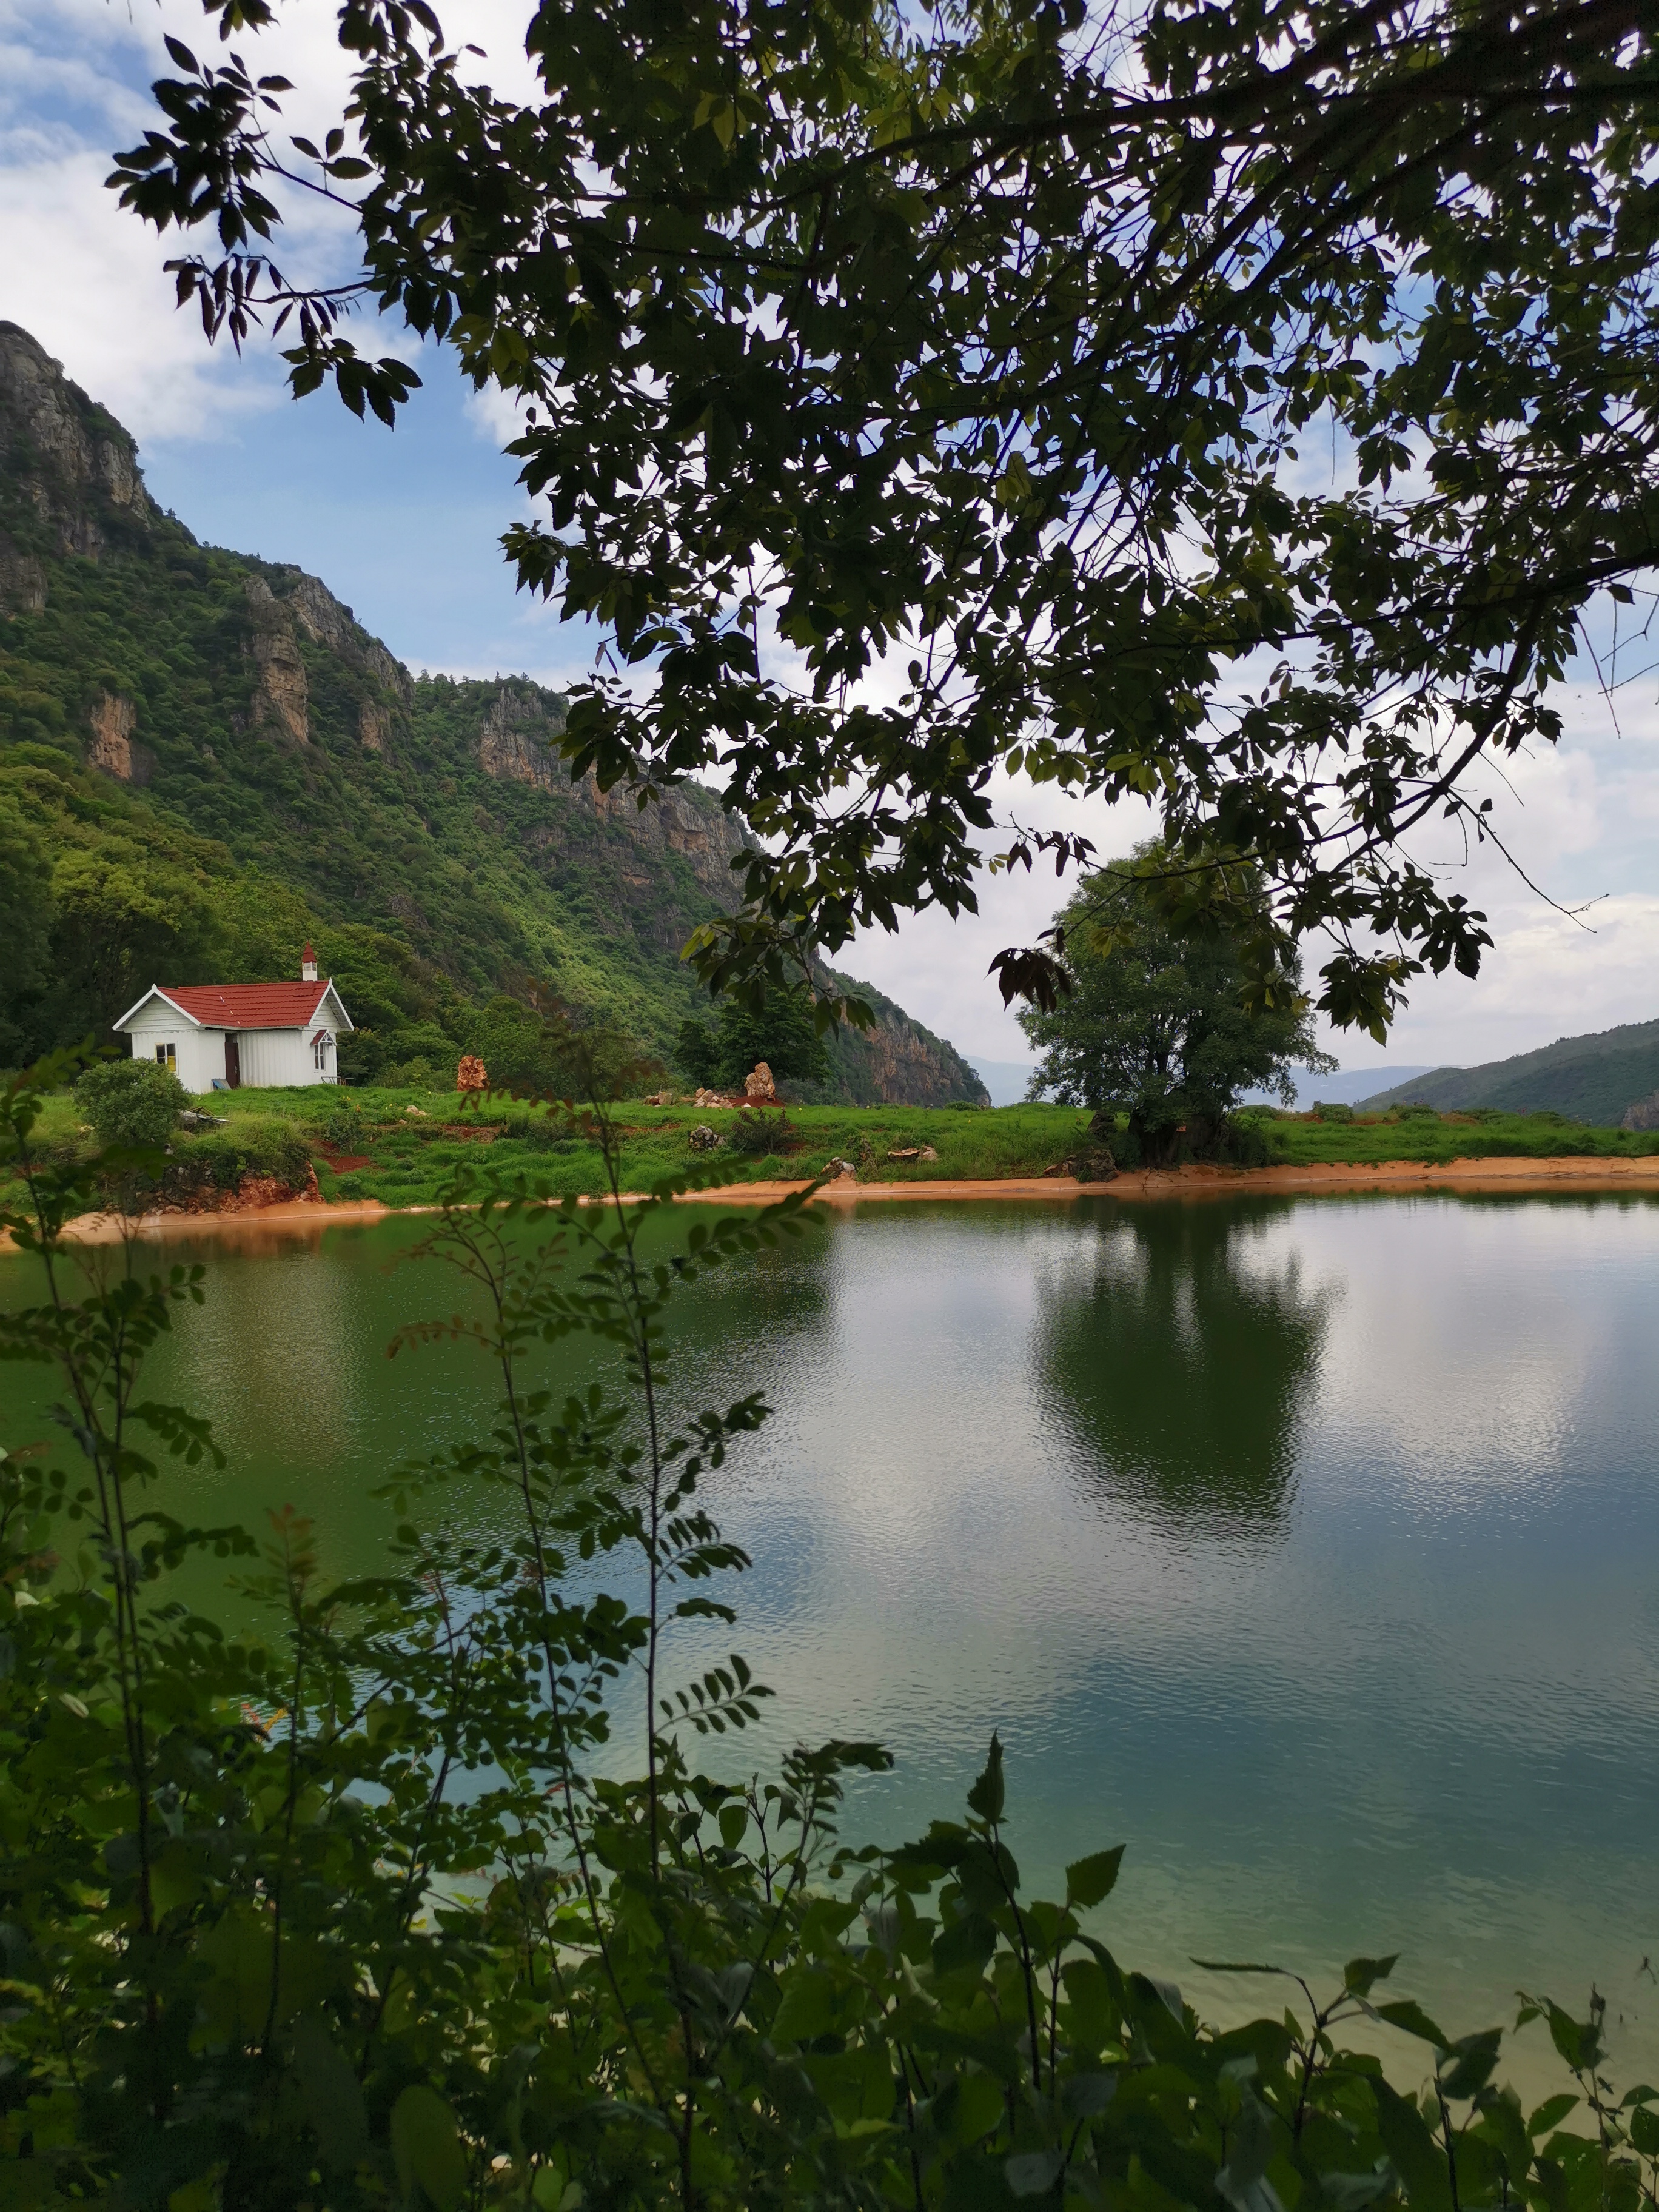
{"left": 4, "top": 0, "right": 1657, "bottom": 1076}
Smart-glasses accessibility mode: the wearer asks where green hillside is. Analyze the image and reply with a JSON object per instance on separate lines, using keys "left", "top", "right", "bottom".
{"left": 1358, "top": 1018, "right": 1659, "bottom": 1125}
{"left": 0, "top": 322, "right": 984, "bottom": 1104}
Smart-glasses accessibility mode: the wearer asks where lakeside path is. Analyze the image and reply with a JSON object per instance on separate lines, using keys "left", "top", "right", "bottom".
{"left": 12, "top": 1151, "right": 1659, "bottom": 1251}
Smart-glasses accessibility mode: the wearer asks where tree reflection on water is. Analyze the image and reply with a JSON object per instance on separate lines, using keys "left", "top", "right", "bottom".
{"left": 1034, "top": 1200, "right": 1337, "bottom": 1534}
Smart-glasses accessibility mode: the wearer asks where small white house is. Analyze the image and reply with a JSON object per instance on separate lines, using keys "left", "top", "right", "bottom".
{"left": 114, "top": 946, "right": 353, "bottom": 1091}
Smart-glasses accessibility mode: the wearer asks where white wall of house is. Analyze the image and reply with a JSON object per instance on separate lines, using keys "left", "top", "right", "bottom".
{"left": 122, "top": 1006, "right": 226, "bottom": 1094}
{"left": 236, "top": 1027, "right": 339, "bottom": 1087}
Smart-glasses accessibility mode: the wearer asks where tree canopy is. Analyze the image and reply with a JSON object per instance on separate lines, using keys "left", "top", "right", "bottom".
{"left": 675, "top": 986, "right": 830, "bottom": 1091}
{"left": 1022, "top": 845, "right": 1332, "bottom": 1160}
{"left": 112, "top": 0, "right": 1659, "bottom": 1037}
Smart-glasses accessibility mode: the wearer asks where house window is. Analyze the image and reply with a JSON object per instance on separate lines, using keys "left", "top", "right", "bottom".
{"left": 155, "top": 1042, "right": 177, "bottom": 1071}
{"left": 313, "top": 1034, "right": 331, "bottom": 1071}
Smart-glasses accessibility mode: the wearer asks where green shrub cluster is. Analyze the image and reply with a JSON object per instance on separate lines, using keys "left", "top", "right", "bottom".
{"left": 167, "top": 1122, "right": 312, "bottom": 1196}
{"left": 2, "top": 1052, "right": 1651, "bottom": 2212}
{"left": 73, "top": 1056, "right": 186, "bottom": 1147}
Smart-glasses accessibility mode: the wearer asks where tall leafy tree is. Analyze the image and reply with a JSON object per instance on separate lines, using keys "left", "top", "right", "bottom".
{"left": 1021, "top": 846, "right": 1333, "bottom": 1161}
{"left": 676, "top": 987, "right": 830, "bottom": 1090}
{"left": 111, "top": 0, "right": 1659, "bottom": 1036}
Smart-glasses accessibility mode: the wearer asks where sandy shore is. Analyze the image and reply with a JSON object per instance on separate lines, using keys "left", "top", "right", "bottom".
{"left": 685, "top": 1155, "right": 1659, "bottom": 1204}
{"left": 7, "top": 1151, "right": 1658, "bottom": 1252}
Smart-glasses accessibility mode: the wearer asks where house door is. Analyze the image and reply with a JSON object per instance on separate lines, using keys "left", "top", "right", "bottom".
{"left": 225, "top": 1034, "right": 241, "bottom": 1088}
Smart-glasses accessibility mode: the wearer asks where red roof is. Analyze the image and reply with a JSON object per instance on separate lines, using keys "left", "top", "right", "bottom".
{"left": 155, "top": 981, "right": 337, "bottom": 1030}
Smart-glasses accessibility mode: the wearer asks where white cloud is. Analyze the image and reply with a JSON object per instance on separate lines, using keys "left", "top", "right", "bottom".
{"left": 0, "top": 143, "right": 287, "bottom": 444}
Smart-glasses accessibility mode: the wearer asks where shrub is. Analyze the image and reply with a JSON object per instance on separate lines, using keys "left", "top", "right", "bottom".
{"left": 1219, "top": 1114, "right": 1290, "bottom": 1167}
{"left": 73, "top": 1056, "right": 187, "bottom": 1146}
{"left": 177, "top": 1125, "right": 312, "bottom": 1193}
{"left": 316, "top": 1091, "right": 363, "bottom": 1149}
{"left": 498, "top": 1108, "right": 568, "bottom": 1151}
{"left": 1397, "top": 1100, "right": 1442, "bottom": 1121}
{"left": 729, "top": 1107, "right": 792, "bottom": 1155}
{"left": 1310, "top": 1099, "right": 1355, "bottom": 1121}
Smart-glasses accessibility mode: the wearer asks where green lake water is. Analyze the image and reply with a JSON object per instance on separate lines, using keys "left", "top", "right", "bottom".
{"left": 4, "top": 1191, "right": 1658, "bottom": 2088}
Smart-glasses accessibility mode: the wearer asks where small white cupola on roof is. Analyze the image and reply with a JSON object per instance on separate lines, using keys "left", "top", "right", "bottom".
{"left": 301, "top": 942, "right": 318, "bottom": 983}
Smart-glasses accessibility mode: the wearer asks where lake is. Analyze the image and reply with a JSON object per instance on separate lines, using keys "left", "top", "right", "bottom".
{"left": 5, "top": 1190, "right": 1658, "bottom": 2088}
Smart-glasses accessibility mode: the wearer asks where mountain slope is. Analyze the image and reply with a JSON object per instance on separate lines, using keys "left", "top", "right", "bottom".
{"left": 1358, "top": 1019, "right": 1659, "bottom": 1125}
{"left": 0, "top": 322, "right": 986, "bottom": 1104}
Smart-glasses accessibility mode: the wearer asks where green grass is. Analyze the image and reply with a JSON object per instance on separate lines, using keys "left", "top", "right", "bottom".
{"left": 8, "top": 1088, "right": 1658, "bottom": 1221}
{"left": 1239, "top": 1103, "right": 1659, "bottom": 1165}
{"left": 299, "top": 1093, "right": 1093, "bottom": 1205}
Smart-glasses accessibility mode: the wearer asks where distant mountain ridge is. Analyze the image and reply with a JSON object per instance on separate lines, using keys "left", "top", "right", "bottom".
{"left": 0, "top": 321, "right": 985, "bottom": 1105}
{"left": 1358, "top": 1018, "right": 1659, "bottom": 1125}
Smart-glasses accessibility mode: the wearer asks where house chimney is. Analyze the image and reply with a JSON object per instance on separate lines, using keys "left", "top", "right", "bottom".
{"left": 301, "top": 942, "right": 318, "bottom": 983}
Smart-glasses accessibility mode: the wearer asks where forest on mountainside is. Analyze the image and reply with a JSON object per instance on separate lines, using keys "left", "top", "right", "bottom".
{"left": 1359, "top": 1020, "right": 1659, "bottom": 1126}
{"left": 0, "top": 322, "right": 985, "bottom": 1104}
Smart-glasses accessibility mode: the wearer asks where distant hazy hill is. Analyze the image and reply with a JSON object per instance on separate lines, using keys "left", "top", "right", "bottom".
{"left": 0, "top": 322, "right": 985, "bottom": 1105}
{"left": 1358, "top": 1019, "right": 1659, "bottom": 1125}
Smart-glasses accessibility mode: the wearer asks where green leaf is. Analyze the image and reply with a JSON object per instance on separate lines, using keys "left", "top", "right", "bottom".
{"left": 954, "top": 2069, "right": 1005, "bottom": 2145}
{"left": 1630, "top": 2108, "right": 1659, "bottom": 2157}
{"left": 290, "top": 2017, "right": 369, "bottom": 2171}
{"left": 1061, "top": 2071, "right": 1117, "bottom": 2120}
{"left": 933, "top": 1910, "right": 999, "bottom": 1978}
{"left": 390, "top": 2085, "right": 468, "bottom": 2212}
{"left": 1006, "top": 2150, "right": 1062, "bottom": 2197}
{"left": 967, "top": 1734, "right": 1005, "bottom": 1823}
{"left": 1376, "top": 2000, "right": 1450, "bottom": 2051}
{"left": 1343, "top": 1956, "right": 1399, "bottom": 1999}
{"left": 771, "top": 1963, "right": 837, "bottom": 2045}
{"left": 1372, "top": 2077, "right": 1454, "bottom": 2212}
{"left": 1540, "top": 2002, "right": 1599, "bottom": 2072}
{"left": 1527, "top": 2094, "right": 1580, "bottom": 2140}
{"left": 1216, "top": 2084, "right": 1276, "bottom": 2210}
{"left": 1065, "top": 1846, "right": 1124, "bottom": 1911}
{"left": 1473, "top": 2087, "right": 1531, "bottom": 2182}
{"left": 1438, "top": 2028, "right": 1501, "bottom": 2103}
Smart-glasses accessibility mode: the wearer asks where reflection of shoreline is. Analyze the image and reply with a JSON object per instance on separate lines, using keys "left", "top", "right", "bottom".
{"left": 5, "top": 1151, "right": 1659, "bottom": 1253}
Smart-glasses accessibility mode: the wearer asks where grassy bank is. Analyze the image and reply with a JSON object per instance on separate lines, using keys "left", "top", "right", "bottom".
{"left": 7, "top": 1087, "right": 1658, "bottom": 1216}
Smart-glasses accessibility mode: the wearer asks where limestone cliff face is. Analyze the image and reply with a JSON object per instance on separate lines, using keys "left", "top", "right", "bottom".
{"left": 0, "top": 531, "right": 47, "bottom": 615}
{"left": 243, "top": 577, "right": 310, "bottom": 745}
{"left": 239, "top": 568, "right": 416, "bottom": 750}
{"left": 88, "top": 689, "right": 152, "bottom": 785}
{"left": 0, "top": 323, "right": 154, "bottom": 557}
{"left": 817, "top": 968, "right": 990, "bottom": 1107}
{"left": 1622, "top": 1091, "right": 1659, "bottom": 1133}
{"left": 477, "top": 682, "right": 749, "bottom": 912}
{"left": 279, "top": 567, "right": 412, "bottom": 705}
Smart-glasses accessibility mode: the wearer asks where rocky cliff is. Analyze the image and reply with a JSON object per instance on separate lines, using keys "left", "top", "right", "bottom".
{"left": 0, "top": 321, "right": 987, "bottom": 1103}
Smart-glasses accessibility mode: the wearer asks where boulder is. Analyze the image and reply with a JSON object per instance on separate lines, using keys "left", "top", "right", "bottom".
{"left": 688, "top": 1124, "right": 723, "bottom": 1153}
{"left": 1621, "top": 1091, "right": 1659, "bottom": 1132}
{"left": 745, "top": 1062, "right": 777, "bottom": 1101}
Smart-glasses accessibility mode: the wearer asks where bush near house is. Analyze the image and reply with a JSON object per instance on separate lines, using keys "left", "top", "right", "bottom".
{"left": 72, "top": 1056, "right": 186, "bottom": 1147}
